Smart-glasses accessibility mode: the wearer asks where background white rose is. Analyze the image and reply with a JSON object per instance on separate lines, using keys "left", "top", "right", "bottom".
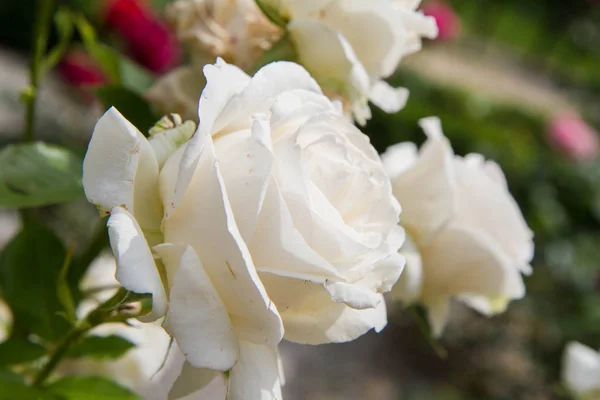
{"left": 167, "top": 0, "right": 282, "bottom": 70}
{"left": 281, "top": 0, "right": 438, "bottom": 123}
{"left": 147, "top": 0, "right": 284, "bottom": 121}
{"left": 382, "top": 117, "right": 534, "bottom": 336}
{"left": 562, "top": 341, "right": 600, "bottom": 398}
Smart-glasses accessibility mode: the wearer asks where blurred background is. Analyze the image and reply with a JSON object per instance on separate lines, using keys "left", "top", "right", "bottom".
{"left": 1, "top": 0, "right": 600, "bottom": 399}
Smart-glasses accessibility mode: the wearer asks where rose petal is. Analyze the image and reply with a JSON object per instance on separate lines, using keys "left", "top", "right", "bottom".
{"left": 212, "top": 61, "right": 322, "bottom": 135}
{"left": 453, "top": 155, "right": 534, "bottom": 272}
{"left": 369, "top": 80, "right": 409, "bottom": 114}
{"left": 216, "top": 115, "right": 274, "bottom": 243}
{"left": 288, "top": 19, "right": 371, "bottom": 123}
{"left": 421, "top": 225, "right": 526, "bottom": 300}
{"left": 169, "top": 362, "right": 225, "bottom": 400}
{"left": 324, "top": 281, "right": 382, "bottom": 310}
{"left": 318, "top": 0, "right": 407, "bottom": 78}
{"left": 164, "top": 134, "right": 283, "bottom": 347}
{"left": 227, "top": 342, "right": 283, "bottom": 400}
{"left": 358, "top": 252, "right": 406, "bottom": 294}
{"left": 154, "top": 243, "right": 239, "bottom": 371}
{"left": 380, "top": 142, "right": 418, "bottom": 179}
{"left": 107, "top": 206, "right": 167, "bottom": 321}
{"left": 83, "top": 107, "right": 162, "bottom": 235}
{"left": 387, "top": 117, "right": 457, "bottom": 243}
{"left": 280, "top": 285, "right": 387, "bottom": 345}
{"left": 173, "top": 59, "right": 250, "bottom": 211}
{"left": 149, "top": 341, "right": 227, "bottom": 400}
{"left": 251, "top": 180, "right": 343, "bottom": 283}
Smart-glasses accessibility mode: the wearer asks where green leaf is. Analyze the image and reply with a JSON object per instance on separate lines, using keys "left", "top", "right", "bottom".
{"left": 0, "top": 142, "right": 83, "bottom": 208}
{"left": 0, "top": 372, "right": 53, "bottom": 400}
{"left": 0, "top": 381, "right": 52, "bottom": 400}
{"left": 0, "top": 337, "right": 46, "bottom": 367}
{"left": 42, "top": 7, "right": 74, "bottom": 73}
{"left": 94, "top": 85, "right": 159, "bottom": 134}
{"left": 0, "top": 368, "right": 26, "bottom": 383}
{"left": 119, "top": 57, "right": 155, "bottom": 94}
{"left": 0, "top": 221, "right": 70, "bottom": 341}
{"left": 68, "top": 335, "right": 135, "bottom": 360}
{"left": 149, "top": 0, "right": 173, "bottom": 12}
{"left": 47, "top": 376, "right": 141, "bottom": 400}
{"left": 255, "top": 0, "right": 288, "bottom": 28}
{"left": 74, "top": 14, "right": 121, "bottom": 83}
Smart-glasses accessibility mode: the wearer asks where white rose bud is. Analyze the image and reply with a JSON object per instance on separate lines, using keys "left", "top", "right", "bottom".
{"left": 278, "top": 0, "right": 438, "bottom": 124}
{"left": 562, "top": 342, "right": 600, "bottom": 398}
{"left": 83, "top": 59, "right": 404, "bottom": 398}
{"left": 382, "top": 117, "right": 534, "bottom": 336}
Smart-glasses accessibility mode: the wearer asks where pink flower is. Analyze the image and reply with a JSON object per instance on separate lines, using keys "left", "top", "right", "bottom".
{"left": 422, "top": 1, "right": 461, "bottom": 41}
{"left": 104, "top": 0, "right": 180, "bottom": 73}
{"left": 58, "top": 50, "right": 106, "bottom": 87}
{"left": 548, "top": 113, "right": 599, "bottom": 161}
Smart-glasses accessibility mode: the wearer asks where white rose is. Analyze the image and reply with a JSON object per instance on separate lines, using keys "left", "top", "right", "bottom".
{"left": 83, "top": 59, "right": 403, "bottom": 398}
{"left": 562, "top": 341, "right": 600, "bottom": 398}
{"left": 278, "top": 0, "right": 438, "bottom": 123}
{"left": 164, "top": 58, "right": 404, "bottom": 346}
{"left": 382, "top": 117, "right": 534, "bottom": 336}
{"left": 167, "top": 0, "right": 282, "bottom": 70}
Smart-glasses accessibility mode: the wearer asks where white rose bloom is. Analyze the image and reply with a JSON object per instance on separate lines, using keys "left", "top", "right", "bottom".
{"left": 278, "top": 0, "right": 438, "bottom": 124}
{"left": 382, "top": 117, "right": 534, "bottom": 336}
{"left": 167, "top": 0, "right": 282, "bottom": 70}
{"left": 162, "top": 58, "right": 404, "bottom": 346}
{"left": 562, "top": 342, "right": 600, "bottom": 398}
{"left": 83, "top": 59, "right": 403, "bottom": 398}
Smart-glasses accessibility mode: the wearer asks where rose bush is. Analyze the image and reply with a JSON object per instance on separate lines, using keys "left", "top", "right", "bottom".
{"left": 382, "top": 117, "right": 534, "bottom": 336}
{"left": 83, "top": 59, "right": 404, "bottom": 398}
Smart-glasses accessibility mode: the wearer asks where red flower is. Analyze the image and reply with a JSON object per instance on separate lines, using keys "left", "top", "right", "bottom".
{"left": 104, "top": 0, "right": 180, "bottom": 73}
{"left": 422, "top": 1, "right": 461, "bottom": 41}
{"left": 58, "top": 50, "right": 106, "bottom": 87}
